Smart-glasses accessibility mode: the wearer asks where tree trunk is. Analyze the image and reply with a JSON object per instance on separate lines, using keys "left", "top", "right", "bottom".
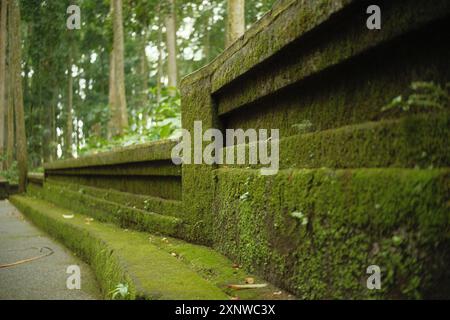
{"left": 139, "top": 31, "right": 149, "bottom": 126}
{"left": 6, "top": 0, "right": 14, "bottom": 169}
{"left": 0, "top": 0, "right": 7, "bottom": 170}
{"left": 10, "top": 0, "right": 27, "bottom": 192}
{"left": 107, "top": 49, "right": 118, "bottom": 137}
{"left": 204, "top": 12, "right": 211, "bottom": 64}
{"left": 156, "top": 10, "right": 163, "bottom": 104}
{"left": 6, "top": 72, "right": 13, "bottom": 169}
{"left": 226, "top": 0, "right": 245, "bottom": 47}
{"left": 65, "top": 52, "right": 73, "bottom": 158}
{"left": 50, "top": 90, "right": 57, "bottom": 161}
{"left": 75, "top": 116, "right": 80, "bottom": 156}
{"left": 165, "top": 0, "right": 178, "bottom": 93}
{"left": 112, "top": 0, "right": 128, "bottom": 132}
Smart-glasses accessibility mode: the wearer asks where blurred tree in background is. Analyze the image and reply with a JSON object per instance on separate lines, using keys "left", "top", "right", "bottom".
{"left": 0, "top": 0, "right": 277, "bottom": 177}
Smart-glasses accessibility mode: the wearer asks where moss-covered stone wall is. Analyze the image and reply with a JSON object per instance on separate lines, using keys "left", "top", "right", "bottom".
{"left": 33, "top": 0, "right": 450, "bottom": 299}
{"left": 44, "top": 140, "right": 181, "bottom": 200}
{"left": 180, "top": 0, "right": 450, "bottom": 298}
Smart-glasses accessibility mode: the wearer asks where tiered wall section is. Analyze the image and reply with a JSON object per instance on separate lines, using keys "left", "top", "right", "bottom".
{"left": 180, "top": 0, "right": 450, "bottom": 298}
{"left": 18, "top": 0, "right": 450, "bottom": 299}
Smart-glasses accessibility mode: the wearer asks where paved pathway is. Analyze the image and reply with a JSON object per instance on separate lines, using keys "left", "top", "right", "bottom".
{"left": 0, "top": 200, "right": 101, "bottom": 300}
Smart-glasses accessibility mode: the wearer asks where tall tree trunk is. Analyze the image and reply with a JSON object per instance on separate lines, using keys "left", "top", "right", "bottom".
{"left": 156, "top": 12, "right": 163, "bottom": 104}
{"left": 75, "top": 116, "right": 80, "bottom": 156}
{"left": 226, "top": 0, "right": 245, "bottom": 47}
{"left": 6, "top": 73, "right": 13, "bottom": 169}
{"left": 10, "top": 0, "right": 27, "bottom": 192}
{"left": 139, "top": 30, "right": 149, "bottom": 126}
{"left": 165, "top": 0, "right": 178, "bottom": 93}
{"left": 107, "top": 49, "right": 118, "bottom": 137}
{"left": 0, "top": 0, "right": 7, "bottom": 170}
{"left": 113, "top": 0, "right": 128, "bottom": 132}
{"left": 6, "top": 0, "right": 14, "bottom": 169}
{"left": 65, "top": 51, "right": 73, "bottom": 158}
{"left": 50, "top": 90, "right": 57, "bottom": 161}
{"left": 204, "top": 12, "right": 211, "bottom": 64}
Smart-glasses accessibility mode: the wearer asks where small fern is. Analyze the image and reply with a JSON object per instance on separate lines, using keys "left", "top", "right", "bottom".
{"left": 109, "top": 283, "right": 130, "bottom": 300}
{"left": 381, "top": 81, "right": 449, "bottom": 113}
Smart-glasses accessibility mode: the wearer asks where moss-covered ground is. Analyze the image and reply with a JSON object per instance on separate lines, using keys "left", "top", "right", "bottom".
{"left": 10, "top": 195, "right": 293, "bottom": 300}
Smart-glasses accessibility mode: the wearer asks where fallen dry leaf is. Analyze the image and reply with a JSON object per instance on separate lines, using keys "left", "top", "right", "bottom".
{"left": 227, "top": 284, "right": 268, "bottom": 290}
{"left": 62, "top": 214, "right": 74, "bottom": 219}
{"left": 273, "top": 291, "right": 282, "bottom": 295}
{"left": 245, "top": 277, "right": 255, "bottom": 284}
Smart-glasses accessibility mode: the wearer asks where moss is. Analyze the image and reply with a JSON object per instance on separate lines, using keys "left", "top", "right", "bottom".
{"left": 9, "top": 195, "right": 229, "bottom": 300}
{"left": 213, "top": 168, "right": 450, "bottom": 299}
{"left": 47, "top": 174, "right": 181, "bottom": 200}
{"left": 181, "top": 75, "right": 219, "bottom": 245}
{"left": 220, "top": 32, "right": 450, "bottom": 138}
{"left": 146, "top": 234, "right": 294, "bottom": 300}
{"left": 45, "top": 180, "right": 183, "bottom": 219}
{"left": 10, "top": 195, "right": 135, "bottom": 300}
{"left": 26, "top": 182, "right": 43, "bottom": 198}
{"left": 48, "top": 160, "right": 180, "bottom": 178}
{"left": 179, "top": 0, "right": 450, "bottom": 251}
{"left": 210, "top": 0, "right": 354, "bottom": 93}
{"left": 39, "top": 181, "right": 182, "bottom": 238}
{"left": 220, "top": 113, "right": 450, "bottom": 170}
{"left": 29, "top": 0, "right": 449, "bottom": 300}
{"left": 215, "top": 1, "right": 450, "bottom": 114}
{"left": 44, "top": 139, "right": 178, "bottom": 171}
{"left": 27, "top": 172, "right": 44, "bottom": 185}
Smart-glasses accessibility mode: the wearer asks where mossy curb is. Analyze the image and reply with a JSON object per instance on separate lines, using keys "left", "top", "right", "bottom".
{"left": 45, "top": 180, "right": 183, "bottom": 219}
{"left": 9, "top": 195, "right": 229, "bottom": 300}
{"left": 39, "top": 182, "right": 182, "bottom": 237}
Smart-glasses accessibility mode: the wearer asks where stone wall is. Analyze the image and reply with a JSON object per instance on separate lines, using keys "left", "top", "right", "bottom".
{"left": 44, "top": 139, "right": 181, "bottom": 200}
{"left": 29, "top": 0, "right": 450, "bottom": 298}
{"left": 180, "top": 0, "right": 450, "bottom": 298}
{"left": 35, "top": 140, "right": 183, "bottom": 237}
{"left": 0, "top": 177, "right": 18, "bottom": 200}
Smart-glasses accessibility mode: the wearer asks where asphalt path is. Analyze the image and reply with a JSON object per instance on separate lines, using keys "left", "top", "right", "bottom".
{"left": 0, "top": 200, "right": 101, "bottom": 300}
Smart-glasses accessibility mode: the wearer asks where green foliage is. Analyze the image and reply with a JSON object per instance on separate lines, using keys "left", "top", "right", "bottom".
{"left": 109, "top": 283, "right": 130, "bottom": 300}
{"left": 79, "top": 87, "right": 181, "bottom": 155}
{"left": 18, "top": 0, "right": 278, "bottom": 164}
{"left": 0, "top": 155, "right": 18, "bottom": 184}
{"left": 381, "top": 81, "right": 450, "bottom": 113}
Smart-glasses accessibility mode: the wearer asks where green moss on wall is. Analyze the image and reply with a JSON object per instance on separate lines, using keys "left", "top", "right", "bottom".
{"left": 220, "top": 34, "right": 450, "bottom": 137}
{"left": 47, "top": 174, "right": 181, "bottom": 200}
{"left": 48, "top": 160, "right": 181, "bottom": 178}
{"left": 45, "top": 180, "right": 183, "bottom": 219}
{"left": 181, "top": 75, "right": 220, "bottom": 245}
{"left": 220, "top": 113, "right": 450, "bottom": 170}
{"left": 215, "top": 1, "right": 450, "bottom": 113}
{"left": 213, "top": 168, "right": 450, "bottom": 299}
{"left": 39, "top": 181, "right": 182, "bottom": 237}
{"left": 44, "top": 139, "right": 178, "bottom": 171}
